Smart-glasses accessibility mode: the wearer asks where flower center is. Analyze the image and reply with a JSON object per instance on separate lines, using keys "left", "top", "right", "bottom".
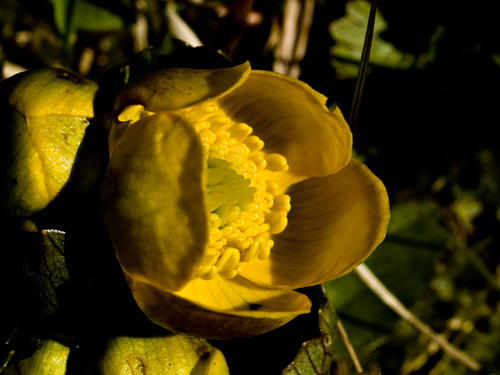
{"left": 117, "top": 101, "right": 291, "bottom": 281}
{"left": 184, "top": 102, "right": 291, "bottom": 280}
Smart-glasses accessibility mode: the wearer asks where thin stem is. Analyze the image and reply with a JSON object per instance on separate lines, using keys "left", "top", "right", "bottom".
{"left": 348, "top": 0, "right": 378, "bottom": 130}
{"left": 1, "top": 325, "right": 18, "bottom": 373}
{"left": 355, "top": 263, "right": 483, "bottom": 373}
{"left": 273, "top": 0, "right": 315, "bottom": 78}
{"left": 336, "top": 318, "right": 364, "bottom": 374}
{"left": 273, "top": 0, "right": 300, "bottom": 76}
{"left": 290, "top": 0, "right": 315, "bottom": 78}
{"left": 165, "top": 2, "right": 203, "bottom": 47}
{"left": 1, "top": 351, "right": 15, "bottom": 373}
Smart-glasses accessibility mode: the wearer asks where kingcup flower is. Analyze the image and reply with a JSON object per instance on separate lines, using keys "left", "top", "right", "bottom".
{"left": 100, "top": 62, "right": 390, "bottom": 339}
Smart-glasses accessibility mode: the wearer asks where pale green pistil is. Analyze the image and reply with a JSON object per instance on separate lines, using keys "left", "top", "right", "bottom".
{"left": 206, "top": 158, "right": 257, "bottom": 227}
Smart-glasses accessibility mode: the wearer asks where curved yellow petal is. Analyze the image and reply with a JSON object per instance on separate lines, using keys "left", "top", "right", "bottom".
{"left": 7, "top": 68, "right": 97, "bottom": 118}
{"left": 100, "top": 112, "right": 208, "bottom": 292}
{"left": 109, "top": 62, "right": 251, "bottom": 154}
{"left": 27, "top": 116, "right": 90, "bottom": 198}
{"left": 126, "top": 273, "right": 311, "bottom": 339}
{"left": 1, "top": 68, "right": 97, "bottom": 216}
{"left": 1, "top": 114, "right": 91, "bottom": 216}
{"left": 217, "top": 70, "right": 352, "bottom": 178}
{"left": 1, "top": 108, "right": 49, "bottom": 216}
{"left": 113, "top": 62, "right": 251, "bottom": 118}
{"left": 239, "top": 158, "right": 390, "bottom": 289}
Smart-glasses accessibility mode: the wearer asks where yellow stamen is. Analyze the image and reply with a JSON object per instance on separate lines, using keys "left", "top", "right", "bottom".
{"left": 183, "top": 102, "right": 291, "bottom": 280}
{"left": 265, "top": 153, "right": 289, "bottom": 172}
{"left": 118, "top": 104, "right": 154, "bottom": 123}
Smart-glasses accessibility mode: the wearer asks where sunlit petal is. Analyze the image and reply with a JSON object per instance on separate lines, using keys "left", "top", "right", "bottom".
{"left": 240, "top": 158, "right": 390, "bottom": 288}
{"left": 218, "top": 70, "right": 352, "bottom": 178}
{"left": 7, "top": 68, "right": 97, "bottom": 117}
{"left": 100, "top": 112, "right": 208, "bottom": 292}
{"left": 109, "top": 62, "right": 251, "bottom": 153}
{"left": 114, "top": 62, "right": 250, "bottom": 116}
{"left": 125, "top": 273, "right": 311, "bottom": 339}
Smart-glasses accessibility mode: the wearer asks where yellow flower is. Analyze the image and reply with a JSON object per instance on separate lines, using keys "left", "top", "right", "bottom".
{"left": 100, "top": 62, "right": 390, "bottom": 339}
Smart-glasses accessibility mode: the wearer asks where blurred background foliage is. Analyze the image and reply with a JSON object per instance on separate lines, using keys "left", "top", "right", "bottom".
{"left": 2, "top": 0, "right": 500, "bottom": 374}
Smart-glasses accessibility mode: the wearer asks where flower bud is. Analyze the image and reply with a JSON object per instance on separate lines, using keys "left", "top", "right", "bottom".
{"left": 0, "top": 68, "right": 98, "bottom": 217}
{"left": 97, "top": 335, "right": 229, "bottom": 375}
{"left": 4, "top": 339, "right": 70, "bottom": 375}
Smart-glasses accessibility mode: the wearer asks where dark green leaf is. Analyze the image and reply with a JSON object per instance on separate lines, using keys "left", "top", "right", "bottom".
{"left": 71, "top": 0, "right": 125, "bottom": 32}
{"left": 329, "top": 0, "right": 415, "bottom": 79}
{"left": 282, "top": 294, "right": 337, "bottom": 375}
{"left": 47, "top": 0, "right": 75, "bottom": 40}
{"left": 21, "top": 229, "right": 69, "bottom": 315}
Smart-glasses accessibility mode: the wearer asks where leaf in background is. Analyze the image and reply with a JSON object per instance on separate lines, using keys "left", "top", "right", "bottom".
{"left": 492, "top": 54, "right": 500, "bottom": 67}
{"left": 325, "top": 200, "right": 445, "bottom": 355}
{"left": 282, "top": 293, "right": 337, "bottom": 375}
{"left": 49, "top": 0, "right": 127, "bottom": 44}
{"left": 39, "top": 230, "right": 69, "bottom": 289}
{"left": 47, "top": 0, "right": 75, "bottom": 41}
{"left": 329, "top": 0, "right": 415, "bottom": 78}
{"left": 71, "top": 0, "right": 125, "bottom": 33}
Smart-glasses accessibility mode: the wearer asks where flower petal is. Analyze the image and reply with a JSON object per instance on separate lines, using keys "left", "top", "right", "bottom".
{"left": 125, "top": 274, "right": 311, "bottom": 339}
{"left": 109, "top": 62, "right": 251, "bottom": 154}
{"left": 218, "top": 70, "right": 352, "bottom": 178}
{"left": 7, "top": 68, "right": 97, "bottom": 118}
{"left": 27, "top": 116, "right": 90, "bottom": 199}
{"left": 100, "top": 112, "right": 208, "bottom": 292}
{"left": 239, "top": 158, "right": 390, "bottom": 289}
{"left": 113, "top": 62, "right": 251, "bottom": 116}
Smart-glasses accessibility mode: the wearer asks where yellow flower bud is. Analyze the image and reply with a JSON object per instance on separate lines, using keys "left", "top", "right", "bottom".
{"left": 97, "top": 335, "right": 229, "bottom": 375}
{"left": 0, "top": 68, "right": 98, "bottom": 217}
{"left": 4, "top": 339, "right": 70, "bottom": 375}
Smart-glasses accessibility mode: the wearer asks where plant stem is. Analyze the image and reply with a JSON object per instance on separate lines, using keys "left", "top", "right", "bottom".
{"left": 336, "top": 318, "right": 364, "bottom": 374}
{"left": 348, "top": 0, "right": 377, "bottom": 130}
{"left": 355, "top": 263, "right": 483, "bottom": 373}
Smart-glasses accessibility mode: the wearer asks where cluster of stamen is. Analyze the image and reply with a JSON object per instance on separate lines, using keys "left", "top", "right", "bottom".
{"left": 183, "top": 102, "right": 291, "bottom": 280}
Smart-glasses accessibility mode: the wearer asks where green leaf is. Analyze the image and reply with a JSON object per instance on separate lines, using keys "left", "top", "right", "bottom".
{"left": 20, "top": 229, "right": 69, "bottom": 315}
{"left": 325, "top": 200, "right": 445, "bottom": 355}
{"left": 39, "top": 230, "right": 69, "bottom": 289}
{"left": 47, "top": 0, "right": 75, "bottom": 40}
{"left": 71, "top": 0, "right": 125, "bottom": 32}
{"left": 329, "top": 0, "right": 415, "bottom": 78}
{"left": 48, "top": 0, "right": 129, "bottom": 42}
{"left": 282, "top": 294, "right": 337, "bottom": 375}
